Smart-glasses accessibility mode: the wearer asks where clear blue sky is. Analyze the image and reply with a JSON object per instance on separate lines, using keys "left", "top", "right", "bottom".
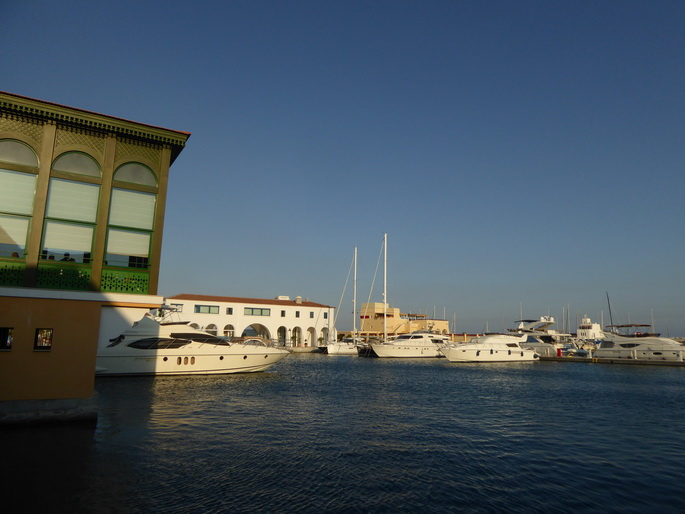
{"left": 4, "top": 0, "right": 684, "bottom": 335}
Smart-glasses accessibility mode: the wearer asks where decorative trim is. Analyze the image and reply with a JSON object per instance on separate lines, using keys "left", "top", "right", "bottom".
{"left": 0, "top": 92, "right": 190, "bottom": 161}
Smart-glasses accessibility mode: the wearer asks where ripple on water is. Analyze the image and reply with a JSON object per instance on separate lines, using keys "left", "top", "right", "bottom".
{"left": 8, "top": 355, "right": 685, "bottom": 513}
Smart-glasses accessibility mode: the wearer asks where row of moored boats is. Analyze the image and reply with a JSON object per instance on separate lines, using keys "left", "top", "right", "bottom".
{"left": 94, "top": 311, "right": 685, "bottom": 377}
{"left": 327, "top": 318, "right": 685, "bottom": 363}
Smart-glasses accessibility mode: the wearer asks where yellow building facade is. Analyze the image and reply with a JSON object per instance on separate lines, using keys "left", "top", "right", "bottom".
{"left": 358, "top": 302, "right": 450, "bottom": 337}
{"left": 0, "top": 91, "right": 189, "bottom": 424}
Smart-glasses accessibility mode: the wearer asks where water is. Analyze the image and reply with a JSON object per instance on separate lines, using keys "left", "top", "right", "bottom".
{"left": 5, "top": 354, "right": 685, "bottom": 513}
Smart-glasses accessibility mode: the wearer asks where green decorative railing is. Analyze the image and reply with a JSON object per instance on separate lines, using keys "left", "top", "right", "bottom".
{"left": 100, "top": 267, "right": 149, "bottom": 294}
{"left": 0, "top": 260, "right": 150, "bottom": 294}
{"left": 36, "top": 262, "right": 93, "bottom": 290}
{"left": 0, "top": 260, "right": 26, "bottom": 287}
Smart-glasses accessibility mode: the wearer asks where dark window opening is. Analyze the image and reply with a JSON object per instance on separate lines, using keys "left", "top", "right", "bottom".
{"left": 0, "top": 327, "right": 13, "bottom": 350}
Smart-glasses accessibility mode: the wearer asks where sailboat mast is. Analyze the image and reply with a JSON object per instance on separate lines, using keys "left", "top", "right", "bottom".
{"left": 353, "top": 246, "right": 357, "bottom": 336}
{"left": 383, "top": 233, "right": 387, "bottom": 343}
{"left": 606, "top": 292, "right": 614, "bottom": 327}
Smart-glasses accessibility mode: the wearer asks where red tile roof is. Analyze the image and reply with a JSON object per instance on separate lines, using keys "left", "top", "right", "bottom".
{"left": 167, "top": 293, "right": 333, "bottom": 309}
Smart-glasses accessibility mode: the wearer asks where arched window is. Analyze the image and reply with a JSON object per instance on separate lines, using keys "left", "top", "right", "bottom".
{"left": 0, "top": 140, "right": 38, "bottom": 259}
{"left": 223, "top": 325, "right": 235, "bottom": 337}
{"left": 41, "top": 152, "right": 101, "bottom": 263}
{"left": 51, "top": 152, "right": 100, "bottom": 177}
{"left": 114, "top": 162, "right": 157, "bottom": 186}
{"left": 205, "top": 324, "right": 217, "bottom": 336}
{"left": 0, "top": 139, "right": 38, "bottom": 167}
{"left": 278, "top": 327, "right": 287, "bottom": 344}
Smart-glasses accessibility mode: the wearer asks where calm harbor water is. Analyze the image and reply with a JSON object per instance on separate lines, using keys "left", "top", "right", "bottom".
{"left": 5, "top": 354, "right": 685, "bottom": 513}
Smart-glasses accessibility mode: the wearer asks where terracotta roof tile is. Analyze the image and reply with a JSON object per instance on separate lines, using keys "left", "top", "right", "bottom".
{"left": 167, "top": 293, "right": 333, "bottom": 309}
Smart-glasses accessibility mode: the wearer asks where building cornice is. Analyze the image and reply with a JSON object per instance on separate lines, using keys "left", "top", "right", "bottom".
{"left": 0, "top": 91, "right": 190, "bottom": 162}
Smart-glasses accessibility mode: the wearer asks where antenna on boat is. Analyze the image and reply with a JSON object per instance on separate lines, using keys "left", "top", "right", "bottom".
{"left": 651, "top": 308, "right": 655, "bottom": 332}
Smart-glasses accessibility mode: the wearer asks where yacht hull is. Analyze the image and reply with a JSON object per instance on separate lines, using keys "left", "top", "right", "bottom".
{"left": 592, "top": 350, "right": 684, "bottom": 361}
{"left": 441, "top": 346, "right": 538, "bottom": 362}
{"left": 327, "top": 343, "right": 358, "bottom": 355}
{"left": 594, "top": 333, "right": 685, "bottom": 361}
{"left": 96, "top": 345, "right": 289, "bottom": 376}
{"left": 371, "top": 344, "right": 443, "bottom": 358}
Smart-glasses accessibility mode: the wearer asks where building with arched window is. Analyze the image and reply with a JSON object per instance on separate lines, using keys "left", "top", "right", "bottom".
{"left": 164, "top": 294, "right": 335, "bottom": 349}
{"left": 0, "top": 91, "right": 189, "bottom": 423}
{"left": 0, "top": 92, "right": 188, "bottom": 292}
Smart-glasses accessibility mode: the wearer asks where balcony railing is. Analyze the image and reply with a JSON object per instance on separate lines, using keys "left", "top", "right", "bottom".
{"left": 0, "top": 259, "right": 150, "bottom": 294}
{"left": 100, "top": 267, "right": 149, "bottom": 294}
{"left": 36, "top": 262, "right": 93, "bottom": 290}
{"left": 0, "top": 259, "right": 26, "bottom": 287}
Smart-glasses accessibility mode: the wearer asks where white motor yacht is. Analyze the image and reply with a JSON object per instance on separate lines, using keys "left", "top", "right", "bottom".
{"left": 370, "top": 332, "right": 451, "bottom": 358}
{"left": 510, "top": 317, "right": 558, "bottom": 357}
{"left": 96, "top": 312, "right": 289, "bottom": 375}
{"left": 594, "top": 324, "right": 685, "bottom": 361}
{"left": 440, "top": 334, "right": 539, "bottom": 363}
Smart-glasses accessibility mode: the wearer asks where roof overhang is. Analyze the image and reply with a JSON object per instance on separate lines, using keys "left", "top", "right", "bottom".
{"left": 0, "top": 91, "right": 191, "bottom": 164}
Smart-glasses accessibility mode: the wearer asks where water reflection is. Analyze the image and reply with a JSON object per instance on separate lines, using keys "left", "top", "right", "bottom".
{"left": 5, "top": 355, "right": 685, "bottom": 512}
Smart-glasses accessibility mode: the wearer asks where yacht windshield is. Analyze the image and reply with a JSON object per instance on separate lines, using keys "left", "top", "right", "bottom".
{"left": 170, "top": 333, "right": 232, "bottom": 345}
{"left": 128, "top": 338, "right": 191, "bottom": 349}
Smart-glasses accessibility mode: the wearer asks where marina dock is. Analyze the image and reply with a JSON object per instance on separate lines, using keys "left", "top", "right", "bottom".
{"left": 540, "top": 356, "right": 685, "bottom": 367}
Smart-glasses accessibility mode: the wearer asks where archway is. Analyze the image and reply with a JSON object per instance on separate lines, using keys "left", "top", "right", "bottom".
{"left": 291, "top": 326, "right": 302, "bottom": 346}
{"left": 277, "top": 326, "right": 287, "bottom": 344}
{"left": 223, "top": 324, "right": 235, "bottom": 337}
{"left": 307, "top": 327, "right": 317, "bottom": 347}
{"left": 241, "top": 323, "right": 271, "bottom": 339}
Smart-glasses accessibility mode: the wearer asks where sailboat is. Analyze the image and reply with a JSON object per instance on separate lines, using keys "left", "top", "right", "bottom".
{"left": 357, "top": 233, "right": 388, "bottom": 357}
{"left": 366, "top": 233, "right": 451, "bottom": 358}
{"left": 328, "top": 247, "right": 360, "bottom": 356}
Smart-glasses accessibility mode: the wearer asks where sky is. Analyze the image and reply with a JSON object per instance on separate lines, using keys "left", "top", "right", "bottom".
{"left": 3, "top": 0, "right": 684, "bottom": 335}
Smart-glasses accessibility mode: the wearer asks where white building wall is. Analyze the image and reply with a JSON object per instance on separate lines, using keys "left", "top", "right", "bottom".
{"left": 165, "top": 295, "right": 335, "bottom": 347}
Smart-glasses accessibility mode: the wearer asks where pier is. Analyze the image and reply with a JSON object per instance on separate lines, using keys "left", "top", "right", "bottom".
{"left": 540, "top": 356, "right": 685, "bottom": 367}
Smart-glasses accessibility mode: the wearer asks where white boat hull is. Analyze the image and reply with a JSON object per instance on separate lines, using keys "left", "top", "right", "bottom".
{"left": 593, "top": 349, "right": 685, "bottom": 361}
{"left": 327, "top": 343, "right": 358, "bottom": 355}
{"left": 97, "top": 312, "right": 289, "bottom": 376}
{"left": 441, "top": 346, "right": 538, "bottom": 362}
{"left": 594, "top": 331, "right": 685, "bottom": 361}
{"left": 371, "top": 343, "right": 443, "bottom": 358}
{"left": 440, "top": 334, "right": 538, "bottom": 363}
{"left": 96, "top": 344, "right": 289, "bottom": 376}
